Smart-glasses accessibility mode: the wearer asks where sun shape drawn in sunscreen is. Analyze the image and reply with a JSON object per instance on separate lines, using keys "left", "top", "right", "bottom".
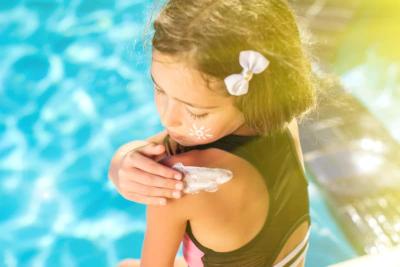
{"left": 188, "top": 123, "right": 213, "bottom": 140}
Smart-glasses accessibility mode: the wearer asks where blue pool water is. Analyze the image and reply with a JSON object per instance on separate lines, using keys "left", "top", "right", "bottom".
{"left": 0, "top": 1, "right": 358, "bottom": 266}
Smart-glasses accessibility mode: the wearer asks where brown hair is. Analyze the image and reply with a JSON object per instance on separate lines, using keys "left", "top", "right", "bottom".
{"left": 145, "top": 0, "right": 320, "bottom": 135}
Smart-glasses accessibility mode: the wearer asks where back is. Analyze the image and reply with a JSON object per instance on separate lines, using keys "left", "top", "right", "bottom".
{"left": 163, "top": 126, "right": 311, "bottom": 267}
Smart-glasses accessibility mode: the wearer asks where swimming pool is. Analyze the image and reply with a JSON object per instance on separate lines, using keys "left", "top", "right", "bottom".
{"left": 0, "top": 1, "right": 358, "bottom": 266}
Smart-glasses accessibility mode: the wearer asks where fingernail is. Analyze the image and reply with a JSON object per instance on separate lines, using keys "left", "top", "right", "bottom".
{"left": 159, "top": 199, "right": 166, "bottom": 205}
{"left": 173, "top": 191, "right": 181, "bottom": 198}
{"left": 174, "top": 173, "right": 182, "bottom": 180}
{"left": 175, "top": 183, "right": 183, "bottom": 190}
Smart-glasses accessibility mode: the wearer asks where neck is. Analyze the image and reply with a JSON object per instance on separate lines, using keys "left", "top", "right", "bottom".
{"left": 231, "top": 123, "right": 259, "bottom": 136}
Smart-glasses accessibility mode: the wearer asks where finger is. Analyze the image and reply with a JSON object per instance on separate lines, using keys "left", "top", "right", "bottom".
{"left": 119, "top": 178, "right": 182, "bottom": 199}
{"left": 119, "top": 168, "right": 184, "bottom": 191}
{"left": 119, "top": 143, "right": 165, "bottom": 169}
{"left": 138, "top": 143, "right": 169, "bottom": 162}
{"left": 136, "top": 142, "right": 166, "bottom": 156}
{"left": 118, "top": 169, "right": 184, "bottom": 195}
{"left": 160, "top": 149, "right": 198, "bottom": 167}
{"left": 123, "top": 152, "right": 183, "bottom": 180}
{"left": 121, "top": 191, "right": 168, "bottom": 206}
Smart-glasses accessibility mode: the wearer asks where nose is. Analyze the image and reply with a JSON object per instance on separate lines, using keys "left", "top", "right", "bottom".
{"left": 160, "top": 98, "right": 182, "bottom": 128}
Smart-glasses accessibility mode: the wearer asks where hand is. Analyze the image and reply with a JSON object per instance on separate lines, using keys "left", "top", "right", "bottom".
{"left": 108, "top": 142, "right": 184, "bottom": 206}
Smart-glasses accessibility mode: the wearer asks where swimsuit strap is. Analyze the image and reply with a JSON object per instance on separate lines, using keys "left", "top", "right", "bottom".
{"left": 272, "top": 227, "right": 311, "bottom": 267}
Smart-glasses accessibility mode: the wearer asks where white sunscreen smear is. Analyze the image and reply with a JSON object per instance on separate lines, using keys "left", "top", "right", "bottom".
{"left": 171, "top": 162, "right": 233, "bottom": 194}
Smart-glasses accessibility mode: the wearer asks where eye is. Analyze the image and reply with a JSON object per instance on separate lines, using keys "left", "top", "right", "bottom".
{"left": 154, "top": 86, "right": 209, "bottom": 119}
{"left": 187, "top": 110, "right": 208, "bottom": 120}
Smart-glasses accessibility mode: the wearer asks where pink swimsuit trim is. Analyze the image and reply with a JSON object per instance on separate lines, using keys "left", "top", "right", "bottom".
{"left": 183, "top": 232, "right": 204, "bottom": 267}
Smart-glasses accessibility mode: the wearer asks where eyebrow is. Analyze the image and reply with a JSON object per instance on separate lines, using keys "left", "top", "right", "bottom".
{"left": 150, "top": 73, "right": 219, "bottom": 109}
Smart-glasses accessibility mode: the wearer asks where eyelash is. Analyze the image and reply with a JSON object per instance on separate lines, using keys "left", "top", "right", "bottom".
{"left": 188, "top": 112, "right": 208, "bottom": 120}
{"left": 154, "top": 87, "right": 209, "bottom": 120}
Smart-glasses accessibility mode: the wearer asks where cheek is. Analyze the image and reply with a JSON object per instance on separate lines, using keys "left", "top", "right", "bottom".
{"left": 184, "top": 113, "right": 240, "bottom": 140}
{"left": 184, "top": 115, "right": 229, "bottom": 141}
{"left": 186, "top": 122, "right": 214, "bottom": 140}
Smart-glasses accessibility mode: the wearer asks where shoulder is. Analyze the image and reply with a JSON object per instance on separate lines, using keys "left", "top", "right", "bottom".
{"left": 159, "top": 147, "right": 267, "bottom": 220}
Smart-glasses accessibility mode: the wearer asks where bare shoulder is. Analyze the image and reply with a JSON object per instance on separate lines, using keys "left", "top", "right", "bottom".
{"left": 162, "top": 146, "right": 268, "bottom": 206}
{"left": 192, "top": 147, "right": 269, "bottom": 209}
{"left": 161, "top": 147, "right": 270, "bottom": 251}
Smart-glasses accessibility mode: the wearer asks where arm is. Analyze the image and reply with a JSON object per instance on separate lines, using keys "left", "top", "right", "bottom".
{"left": 140, "top": 198, "right": 189, "bottom": 267}
{"left": 140, "top": 150, "right": 200, "bottom": 267}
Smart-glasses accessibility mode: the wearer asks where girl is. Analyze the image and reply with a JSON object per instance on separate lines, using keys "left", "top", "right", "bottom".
{"left": 109, "top": 0, "right": 318, "bottom": 266}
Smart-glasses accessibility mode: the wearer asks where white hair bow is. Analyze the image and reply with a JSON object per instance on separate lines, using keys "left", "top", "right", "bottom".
{"left": 224, "top": 50, "right": 270, "bottom": 96}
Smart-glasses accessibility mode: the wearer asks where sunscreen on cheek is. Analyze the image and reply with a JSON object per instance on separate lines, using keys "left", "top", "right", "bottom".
{"left": 188, "top": 123, "right": 213, "bottom": 140}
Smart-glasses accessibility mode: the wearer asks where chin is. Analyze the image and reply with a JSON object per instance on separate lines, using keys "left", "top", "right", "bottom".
{"left": 173, "top": 137, "right": 191, "bottom": 146}
{"left": 171, "top": 136, "right": 206, "bottom": 147}
{"left": 169, "top": 134, "right": 187, "bottom": 145}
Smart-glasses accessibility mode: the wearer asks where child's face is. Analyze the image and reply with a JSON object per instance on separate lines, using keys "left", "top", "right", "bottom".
{"left": 151, "top": 50, "right": 246, "bottom": 146}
